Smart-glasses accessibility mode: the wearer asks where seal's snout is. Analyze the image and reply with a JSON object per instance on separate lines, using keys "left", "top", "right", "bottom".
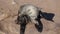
{"left": 16, "top": 14, "right": 31, "bottom": 24}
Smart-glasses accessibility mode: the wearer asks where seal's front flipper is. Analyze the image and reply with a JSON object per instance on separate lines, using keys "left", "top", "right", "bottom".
{"left": 35, "top": 18, "right": 43, "bottom": 32}
{"left": 35, "top": 21, "right": 43, "bottom": 32}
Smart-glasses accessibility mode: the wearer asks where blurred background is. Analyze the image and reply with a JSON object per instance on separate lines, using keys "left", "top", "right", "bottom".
{"left": 0, "top": 0, "right": 60, "bottom": 34}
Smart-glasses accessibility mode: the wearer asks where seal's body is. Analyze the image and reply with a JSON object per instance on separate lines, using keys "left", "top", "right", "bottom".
{"left": 17, "top": 4, "right": 43, "bottom": 34}
{"left": 17, "top": 4, "right": 41, "bottom": 24}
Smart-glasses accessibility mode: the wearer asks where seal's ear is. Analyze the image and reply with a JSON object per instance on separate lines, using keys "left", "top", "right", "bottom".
{"left": 40, "top": 12, "right": 55, "bottom": 22}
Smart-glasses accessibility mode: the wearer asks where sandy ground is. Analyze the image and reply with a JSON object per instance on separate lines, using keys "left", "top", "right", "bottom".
{"left": 0, "top": 0, "right": 60, "bottom": 34}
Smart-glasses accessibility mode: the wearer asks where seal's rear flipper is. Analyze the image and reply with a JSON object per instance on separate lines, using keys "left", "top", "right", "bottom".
{"left": 40, "top": 12, "right": 55, "bottom": 22}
